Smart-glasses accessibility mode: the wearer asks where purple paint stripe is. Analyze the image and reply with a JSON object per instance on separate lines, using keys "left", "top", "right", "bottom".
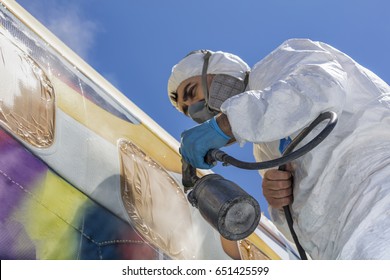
{"left": 0, "top": 130, "right": 47, "bottom": 221}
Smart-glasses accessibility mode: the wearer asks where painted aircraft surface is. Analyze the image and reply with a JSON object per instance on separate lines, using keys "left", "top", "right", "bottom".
{"left": 0, "top": 0, "right": 299, "bottom": 260}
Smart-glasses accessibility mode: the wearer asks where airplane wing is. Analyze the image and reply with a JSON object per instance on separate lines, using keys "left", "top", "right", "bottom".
{"left": 0, "top": 0, "right": 299, "bottom": 260}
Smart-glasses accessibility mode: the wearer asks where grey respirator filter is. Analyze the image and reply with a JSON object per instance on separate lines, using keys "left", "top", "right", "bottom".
{"left": 207, "top": 74, "right": 246, "bottom": 111}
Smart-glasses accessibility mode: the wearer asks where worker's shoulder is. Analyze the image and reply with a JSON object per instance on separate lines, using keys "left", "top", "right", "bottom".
{"left": 279, "top": 38, "right": 329, "bottom": 51}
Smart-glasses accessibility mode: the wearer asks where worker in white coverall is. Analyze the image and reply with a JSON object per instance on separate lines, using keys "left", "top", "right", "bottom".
{"left": 167, "top": 39, "right": 390, "bottom": 260}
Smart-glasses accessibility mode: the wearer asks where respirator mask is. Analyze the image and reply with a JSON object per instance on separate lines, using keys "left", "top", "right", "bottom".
{"left": 187, "top": 51, "right": 249, "bottom": 124}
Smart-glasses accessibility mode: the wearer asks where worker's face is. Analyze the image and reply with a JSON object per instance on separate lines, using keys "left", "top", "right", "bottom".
{"left": 176, "top": 75, "right": 214, "bottom": 116}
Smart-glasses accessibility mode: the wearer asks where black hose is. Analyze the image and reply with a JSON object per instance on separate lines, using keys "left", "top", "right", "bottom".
{"left": 276, "top": 112, "right": 337, "bottom": 259}
{"left": 206, "top": 111, "right": 338, "bottom": 260}
{"left": 279, "top": 165, "right": 308, "bottom": 260}
{"left": 283, "top": 205, "right": 307, "bottom": 259}
{"left": 206, "top": 112, "right": 337, "bottom": 170}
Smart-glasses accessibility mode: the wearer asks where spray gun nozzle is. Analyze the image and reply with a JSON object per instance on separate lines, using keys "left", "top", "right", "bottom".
{"left": 182, "top": 158, "right": 261, "bottom": 241}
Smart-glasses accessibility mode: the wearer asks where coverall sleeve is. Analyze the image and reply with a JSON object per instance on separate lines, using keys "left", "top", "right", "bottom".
{"left": 220, "top": 41, "right": 348, "bottom": 145}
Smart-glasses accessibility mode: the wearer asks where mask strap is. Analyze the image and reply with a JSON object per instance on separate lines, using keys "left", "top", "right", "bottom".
{"left": 243, "top": 71, "right": 250, "bottom": 89}
{"left": 200, "top": 51, "right": 212, "bottom": 105}
{"left": 184, "top": 49, "right": 212, "bottom": 106}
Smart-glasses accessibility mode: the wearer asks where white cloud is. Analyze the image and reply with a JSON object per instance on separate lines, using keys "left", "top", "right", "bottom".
{"left": 17, "top": 0, "right": 121, "bottom": 88}
{"left": 17, "top": 0, "right": 99, "bottom": 61}
{"left": 47, "top": 8, "right": 98, "bottom": 60}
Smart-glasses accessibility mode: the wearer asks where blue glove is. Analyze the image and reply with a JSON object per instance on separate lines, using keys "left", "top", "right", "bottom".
{"left": 180, "top": 117, "right": 231, "bottom": 169}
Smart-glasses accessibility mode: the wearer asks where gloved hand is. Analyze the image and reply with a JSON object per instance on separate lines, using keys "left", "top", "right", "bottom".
{"left": 180, "top": 117, "right": 231, "bottom": 169}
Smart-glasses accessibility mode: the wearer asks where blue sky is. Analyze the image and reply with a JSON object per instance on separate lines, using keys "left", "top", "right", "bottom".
{"left": 16, "top": 0, "right": 390, "bottom": 218}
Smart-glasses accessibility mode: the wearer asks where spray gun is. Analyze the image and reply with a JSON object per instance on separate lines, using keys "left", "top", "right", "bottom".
{"left": 182, "top": 159, "right": 261, "bottom": 241}
{"left": 182, "top": 111, "right": 338, "bottom": 259}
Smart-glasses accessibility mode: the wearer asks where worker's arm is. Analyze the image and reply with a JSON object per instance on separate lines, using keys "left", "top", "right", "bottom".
{"left": 220, "top": 40, "right": 347, "bottom": 145}
{"left": 220, "top": 236, "right": 241, "bottom": 260}
{"left": 215, "top": 113, "right": 233, "bottom": 138}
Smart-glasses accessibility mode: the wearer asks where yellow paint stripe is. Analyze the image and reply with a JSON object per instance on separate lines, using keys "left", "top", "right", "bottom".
{"left": 53, "top": 76, "right": 183, "bottom": 173}
{"left": 247, "top": 233, "right": 282, "bottom": 260}
{"left": 15, "top": 172, "right": 88, "bottom": 259}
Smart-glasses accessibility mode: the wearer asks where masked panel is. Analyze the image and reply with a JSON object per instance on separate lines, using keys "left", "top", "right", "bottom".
{"left": 239, "top": 239, "right": 271, "bottom": 260}
{"left": 0, "top": 31, "right": 55, "bottom": 148}
{"left": 119, "top": 140, "right": 197, "bottom": 259}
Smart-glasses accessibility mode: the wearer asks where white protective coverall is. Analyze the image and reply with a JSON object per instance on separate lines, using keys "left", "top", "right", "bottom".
{"left": 221, "top": 39, "right": 390, "bottom": 259}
